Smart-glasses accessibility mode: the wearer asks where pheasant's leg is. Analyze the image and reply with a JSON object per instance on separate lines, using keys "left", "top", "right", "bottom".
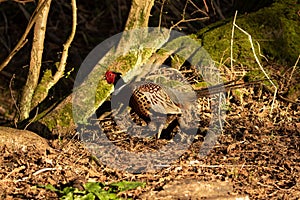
{"left": 155, "top": 114, "right": 179, "bottom": 140}
{"left": 156, "top": 123, "right": 164, "bottom": 140}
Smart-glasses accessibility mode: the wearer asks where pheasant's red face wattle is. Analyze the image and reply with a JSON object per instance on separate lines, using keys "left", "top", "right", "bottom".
{"left": 105, "top": 70, "right": 116, "bottom": 84}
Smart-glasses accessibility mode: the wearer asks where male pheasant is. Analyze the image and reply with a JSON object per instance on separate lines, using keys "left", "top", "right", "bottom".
{"left": 105, "top": 70, "right": 183, "bottom": 139}
{"left": 105, "top": 70, "right": 260, "bottom": 139}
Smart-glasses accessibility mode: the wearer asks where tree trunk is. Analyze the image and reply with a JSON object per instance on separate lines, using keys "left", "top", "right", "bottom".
{"left": 124, "top": 0, "right": 155, "bottom": 30}
{"left": 19, "top": 0, "right": 52, "bottom": 121}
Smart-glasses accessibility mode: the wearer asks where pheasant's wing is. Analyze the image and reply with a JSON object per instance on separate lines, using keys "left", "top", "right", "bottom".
{"left": 144, "top": 68, "right": 197, "bottom": 105}
{"left": 152, "top": 90, "right": 181, "bottom": 114}
{"left": 139, "top": 83, "right": 182, "bottom": 115}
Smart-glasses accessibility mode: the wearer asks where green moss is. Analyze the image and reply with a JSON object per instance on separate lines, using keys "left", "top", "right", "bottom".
{"left": 171, "top": 54, "right": 186, "bottom": 69}
{"left": 95, "top": 80, "right": 113, "bottom": 106}
{"left": 41, "top": 102, "right": 74, "bottom": 130}
{"left": 197, "top": 0, "right": 300, "bottom": 67}
{"left": 139, "top": 10, "right": 146, "bottom": 27}
{"left": 197, "top": 20, "right": 263, "bottom": 68}
{"left": 31, "top": 69, "right": 53, "bottom": 109}
{"left": 194, "top": 82, "right": 209, "bottom": 88}
{"left": 56, "top": 103, "right": 74, "bottom": 127}
{"left": 142, "top": 48, "right": 156, "bottom": 61}
{"left": 287, "top": 83, "right": 300, "bottom": 100}
{"left": 113, "top": 51, "right": 139, "bottom": 72}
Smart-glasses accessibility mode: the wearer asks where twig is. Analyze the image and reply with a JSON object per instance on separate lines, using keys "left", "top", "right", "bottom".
{"left": 217, "top": 93, "right": 224, "bottom": 130}
{"left": 18, "top": 3, "right": 31, "bottom": 20}
{"left": 171, "top": 17, "right": 209, "bottom": 30}
{"left": 287, "top": 54, "right": 300, "bottom": 87}
{"left": 0, "top": 10, "right": 10, "bottom": 53}
{"left": 256, "top": 41, "right": 268, "bottom": 62}
{"left": 211, "top": 0, "right": 225, "bottom": 19}
{"left": 15, "top": 167, "right": 57, "bottom": 182}
{"left": 9, "top": 74, "right": 20, "bottom": 127}
{"left": 230, "top": 11, "right": 237, "bottom": 79}
{"left": 51, "top": 0, "right": 77, "bottom": 83}
{"left": 158, "top": 0, "right": 166, "bottom": 29}
{"left": 189, "top": 0, "right": 209, "bottom": 16}
{"left": 170, "top": 0, "right": 209, "bottom": 30}
{"left": 33, "top": 167, "right": 57, "bottom": 176}
{"left": 202, "top": 0, "right": 209, "bottom": 12}
{"left": 4, "top": 166, "right": 26, "bottom": 180}
{"left": 24, "top": 107, "right": 39, "bottom": 130}
{"left": 187, "top": 163, "right": 253, "bottom": 168}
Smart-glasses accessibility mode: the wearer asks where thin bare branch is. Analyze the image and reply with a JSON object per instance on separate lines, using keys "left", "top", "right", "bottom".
{"left": 202, "top": 0, "right": 209, "bottom": 13}
{"left": 211, "top": 0, "right": 225, "bottom": 19}
{"left": 256, "top": 41, "right": 268, "bottom": 62}
{"left": 158, "top": 0, "right": 166, "bottom": 28}
{"left": 287, "top": 54, "right": 300, "bottom": 87}
{"left": 230, "top": 11, "right": 237, "bottom": 79}
{"left": 189, "top": 0, "right": 209, "bottom": 16}
{"left": 9, "top": 74, "right": 20, "bottom": 127}
{"left": 52, "top": 0, "right": 77, "bottom": 83}
{"left": 171, "top": 17, "right": 209, "bottom": 30}
{"left": 170, "top": 0, "right": 209, "bottom": 30}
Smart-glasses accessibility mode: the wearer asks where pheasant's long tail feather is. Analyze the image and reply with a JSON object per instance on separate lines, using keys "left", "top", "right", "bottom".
{"left": 195, "top": 79, "right": 263, "bottom": 97}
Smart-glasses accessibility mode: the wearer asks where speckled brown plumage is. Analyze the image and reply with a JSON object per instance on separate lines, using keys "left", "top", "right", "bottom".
{"left": 129, "top": 82, "right": 182, "bottom": 123}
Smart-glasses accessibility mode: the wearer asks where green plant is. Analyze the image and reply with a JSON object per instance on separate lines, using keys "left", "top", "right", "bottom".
{"left": 40, "top": 181, "right": 145, "bottom": 200}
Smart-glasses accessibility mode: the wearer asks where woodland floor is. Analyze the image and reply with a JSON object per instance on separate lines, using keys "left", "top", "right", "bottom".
{"left": 0, "top": 2, "right": 299, "bottom": 199}
{"left": 0, "top": 64, "right": 299, "bottom": 199}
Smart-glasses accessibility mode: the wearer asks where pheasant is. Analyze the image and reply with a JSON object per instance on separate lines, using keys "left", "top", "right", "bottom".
{"left": 105, "top": 70, "right": 260, "bottom": 139}
{"left": 105, "top": 70, "right": 187, "bottom": 139}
